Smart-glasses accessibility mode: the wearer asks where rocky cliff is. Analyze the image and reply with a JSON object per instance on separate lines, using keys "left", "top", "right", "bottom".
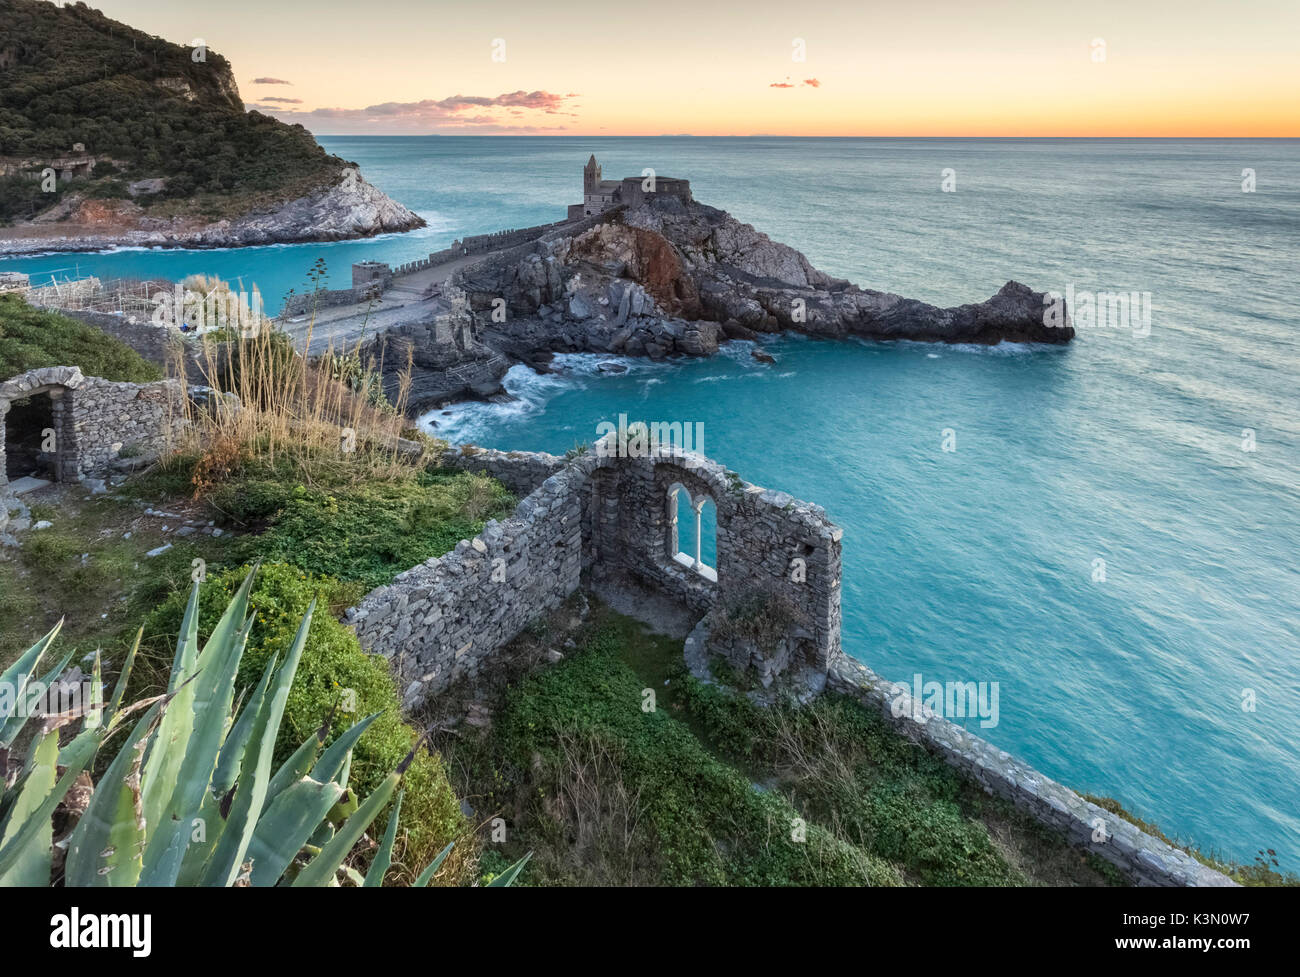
{"left": 384, "top": 195, "right": 1069, "bottom": 416}
{"left": 451, "top": 195, "right": 1070, "bottom": 374}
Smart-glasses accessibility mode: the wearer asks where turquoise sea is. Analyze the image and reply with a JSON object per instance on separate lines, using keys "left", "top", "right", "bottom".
{"left": 4, "top": 137, "right": 1297, "bottom": 870}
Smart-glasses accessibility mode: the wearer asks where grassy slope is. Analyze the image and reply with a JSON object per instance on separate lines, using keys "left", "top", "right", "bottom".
{"left": 434, "top": 600, "right": 1126, "bottom": 887}
{"left": 0, "top": 294, "right": 163, "bottom": 381}
{"left": 0, "top": 448, "right": 516, "bottom": 881}
{"left": 0, "top": 0, "right": 342, "bottom": 223}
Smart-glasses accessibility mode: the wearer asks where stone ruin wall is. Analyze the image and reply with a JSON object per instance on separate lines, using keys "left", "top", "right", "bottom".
{"left": 826, "top": 656, "right": 1235, "bottom": 887}
{"left": 351, "top": 442, "right": 841, "bottom": 704}
{"left": 349, "top": 441, "right": 1237, "bottom": 887}
{"left": 440, "top": 445, "right": 566, "bottom": 498}
{"left": 0, "top": 366, "right": 184, "bottom": 493}
{"left": 580, "top": 449, "right": 842, "bottom": 680}
{"left": 60, "top": 310, "right": 185, "bottom": 368}
{"left": 70, "top": 375, "right": 185, "bottom": 476}
{"left": 348, "top": 453, "right": 586, "bottom": 706}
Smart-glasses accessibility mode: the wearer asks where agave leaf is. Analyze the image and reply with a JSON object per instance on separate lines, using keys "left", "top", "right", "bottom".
{"left": 328, "top": 786, "right": 358, "bottom": 826}
{"left": 210, "top": 651, "right": 272, "bottom": 797}
{"left": 138, "top": 583, "right": 202, "bottom": 838}
{"left": 0, "top": 729, "right": 59, "bottom": 886}
{"left": 0, "top": 727, "right": 98, "bottom": 878}
{"left": 190, "top": 653, "right": 276, "bottom": 885}
{"left": 199, "top": 599, "right": 313, "bottom": 887}
{"left": 173, "top": 658, "right": 272, "bottom": 885}
{"left": 106, "top": 628, "right": 142, "bottom": 719}
{"left": 413, "top": 842, "right": 453, "bottom": 887}
{"left": 291, "top": 768, "right": 400, "bottom": 887}
{"left": 35, "top": 648, "right": 76, "bottom": 694}
{"left": 64, "top": 703, "right": 160, "bottom": 887}
{"left": 140, "top": 576, "right": 258, "bottom": 886}
{"left": 10, "top": 648, "right": 75, "bottom": 772}
{"left": 486, "top": 851, "right": 532, "bottom": 887}
{"left": 263, "top": 721, "right": 328, "bottom": 813}
{"left": 173, "top": 788, "right": 222, "bottom": 887}
{"left": 84, "top": 650, "right": 103, "bottom": 731}
{"left": 245, "top": 776, "right": 346, "bottom": 886}
{"left": 307, "top": 819, "right": 334, "bottom": 849}
{"left": 0, "top": 620, "right": 62, "bottom": 747}
{"left": 309, "top": 711, "right": 381, "bottom": 785}
{"left": 363, "top": 789, "right": 403, "bottom": 887}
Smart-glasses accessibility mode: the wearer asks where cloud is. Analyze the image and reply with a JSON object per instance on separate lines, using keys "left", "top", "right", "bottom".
{"left": 257, "top": 90, "right": 580, "bottom": 133}
{"left": 769, "top": 82, "right": 795, "bottom": 88}
{"left": 803, "top": 78, "right": 820, "bottom": 88}
{"left": 253, "top": 77, "right": 293, "bottom": 85}
{"left": 770, "top": 77, "right": 820, "bottom": 89}
{"left": 258, "top": 96, "right": 303, "bottom": 104}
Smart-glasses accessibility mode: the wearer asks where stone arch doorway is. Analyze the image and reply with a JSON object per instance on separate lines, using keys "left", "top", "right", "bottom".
{"left": 4, "top": 393, "right": 56, "bottom": 481}
{"left": 0, "top": 366, "right": 83, "bottom": 490}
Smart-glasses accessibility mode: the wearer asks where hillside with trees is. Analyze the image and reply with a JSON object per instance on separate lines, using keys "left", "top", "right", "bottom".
{"left": 0, "top": 0, "right": 360, "bottom": 223}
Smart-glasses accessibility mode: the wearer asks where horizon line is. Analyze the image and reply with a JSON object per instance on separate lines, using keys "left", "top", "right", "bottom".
{"left": 306, "top": 133, "right": 1300, "bottom": 140}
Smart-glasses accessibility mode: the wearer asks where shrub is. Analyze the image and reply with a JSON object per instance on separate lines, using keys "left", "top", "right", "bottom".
{"left": 0, "top": 573, "right": 446, "bottom": 886}
{"left": 458, "top": 620, "right": 903, "bottom": 887}
{"left": 681, "top": 681, "right": 1027, "bottom": 885}
{"left": 134, "top": 563, "right": 466, "bottom": 875}
{"left": 232, "top": 470, "right": 514, "bottom": 589}
{"left": 0, "top": 294, "right": 163, "bottom": 382}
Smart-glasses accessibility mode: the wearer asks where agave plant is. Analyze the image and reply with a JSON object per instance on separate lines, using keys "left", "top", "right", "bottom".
{"left": 0, "top": 568, "right": 529, "bottom": 887}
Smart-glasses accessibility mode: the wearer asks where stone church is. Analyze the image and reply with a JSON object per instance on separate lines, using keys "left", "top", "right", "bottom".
{"left": 568, "top": 155, "right": 692, "bottom": 218}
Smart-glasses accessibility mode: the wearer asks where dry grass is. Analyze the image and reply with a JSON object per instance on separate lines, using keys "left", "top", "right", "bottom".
{"left": 167, "top": 291, "right": 424, "bottom": 494}
{"left": 537, "top": 727, "right": 652, "bottom": 885}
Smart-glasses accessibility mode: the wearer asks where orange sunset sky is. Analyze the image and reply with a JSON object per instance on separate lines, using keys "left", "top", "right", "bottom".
{"left": 96, "top": 0, "right": 1299, "bottom": 136}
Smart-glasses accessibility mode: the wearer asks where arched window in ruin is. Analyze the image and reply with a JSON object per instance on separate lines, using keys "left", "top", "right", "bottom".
{"left": 667, "top": 482, "right": 717, "bottom": 582}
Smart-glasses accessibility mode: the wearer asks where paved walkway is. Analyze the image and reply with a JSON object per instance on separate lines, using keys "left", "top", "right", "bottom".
{"left": 278, "top": 251, "right": 487, "bottom": 355}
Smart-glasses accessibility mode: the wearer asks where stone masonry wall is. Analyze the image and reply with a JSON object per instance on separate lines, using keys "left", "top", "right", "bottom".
{"left": 70, "top": 376, "right": 184, "bottom": 476}
{"left": 351, "top": 440, "right": 841, "bottom": 703}
{"left": 439, "top": 445, "right": 567, "bottom": 499}
{"left": 1, "top": 366, "right": 184, "bottom": 491}
{"left": 349, "top": 457, "right": 588, "bottom": 708}
{"left": 826, "top": 655, "right": 1236, "bottom": 886}
{"left": 581, "top": 443, "right": 841, "bottom": 671}
{"left": 62, "top": 310, "right": 185, "bottom": 368}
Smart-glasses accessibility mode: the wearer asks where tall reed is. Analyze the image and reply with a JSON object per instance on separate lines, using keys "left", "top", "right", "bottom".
{"left": 166, "top": 291, "right": 424, "bottom": 493}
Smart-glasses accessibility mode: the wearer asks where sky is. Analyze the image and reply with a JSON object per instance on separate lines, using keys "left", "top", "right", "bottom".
{"left": 91, "top": 0, "right": 1299, "bottom": 136}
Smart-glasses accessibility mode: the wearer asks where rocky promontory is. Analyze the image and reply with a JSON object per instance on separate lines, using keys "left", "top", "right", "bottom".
{"left": 0, "top": 0, "right": 423, "bottom": 255}
{"left": 456, "top": 194, "right": 1071, "bottom": 371}
{"left": 0, "top": 165, "right": 424, "bottom": 256}
{"left": 356, "top": 193, "right": 1070, "bottom": 415}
